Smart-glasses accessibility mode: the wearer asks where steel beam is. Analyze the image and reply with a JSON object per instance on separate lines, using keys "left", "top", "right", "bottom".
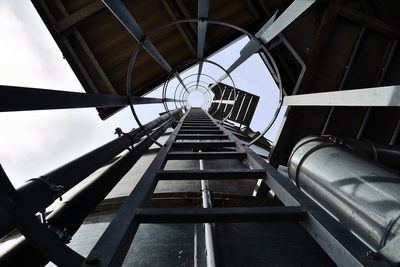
{"left": 102, "top": 0, "right": 188, "bottom": 92}
{"left": 210, "top": 12, "right": 278, "bottom": 88}
{"left": 283, "top": 86, "right": 400, "bottom": 107}
{"left": 0, "top": 85, "right": 176, "bottom": 112}
{"left": 196, "top": 0, "right": 209, "bottom": 87}
{"left": 211, "top": 0, "right": 315, "bottom": 88}
{"left": 0, "top": 109, "right": 179, "bottom": 238}
{"left": 197, "top": 0, "right": 209, "bottom": 58}
{"left": 259, "top": 0, "right": 316, "bottom": 43}
{"left": 0, "top": 118, "right": 173, "bottom": 267}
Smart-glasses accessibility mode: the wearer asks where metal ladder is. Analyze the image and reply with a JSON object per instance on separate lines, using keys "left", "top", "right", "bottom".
{"left": 82, "top": 107, "right": 385, "bottom": 267}
{"left": 83, "top": 107, "right": 305, "bottom": 266}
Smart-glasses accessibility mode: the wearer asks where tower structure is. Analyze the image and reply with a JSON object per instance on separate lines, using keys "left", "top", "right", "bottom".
{"left": 0, "top": 0, "right": 400, "bottom": 266}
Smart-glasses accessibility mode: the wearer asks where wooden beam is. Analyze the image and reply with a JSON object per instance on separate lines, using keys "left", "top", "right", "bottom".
{"left": 75, "top": 33, "right": 118, "bottom": 95}
{"left": 299, "top": 1, "right": 339, "bottom": 91}
{"left": 36, "top": 0, "right": 100, "bottom": 94}
{"left": 244, "top": 0, "right": 264, "bottom": 19}
{"left": 54, "top": 0, "right": 118, "bottom": 95}
{"left": 176, "top": 0, "right": 198, "bottom": 35}
{"left": 161, "top": 0, "right": 196, "bottom": 56}
{"left": 268, "top": 2, "right": 339, "bottom": 167}
{"left": 339, "top": 7, "right": 400, "bottom": 39}
{"left": 55, "top": 1, "right": 104, "bottom": 34}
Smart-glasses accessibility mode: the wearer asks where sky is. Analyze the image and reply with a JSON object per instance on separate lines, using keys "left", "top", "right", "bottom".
{"left": 0, "top": 0, "right": 284, "bottom": 187}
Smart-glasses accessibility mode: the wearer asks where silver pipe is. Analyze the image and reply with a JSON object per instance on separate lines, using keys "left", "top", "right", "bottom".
{"left": 288, "top": 136, "right": 400, "bottom": 251}
{"left": 199, "top": 151, "right": 216, "bottom": 267}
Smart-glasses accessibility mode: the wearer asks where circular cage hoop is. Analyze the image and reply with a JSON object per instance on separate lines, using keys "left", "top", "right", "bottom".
{"left": 169, "top": 61, "right": 234, "bottom": 119}
{"left": 126, "top": 18, "right": 283, "bottom": 146}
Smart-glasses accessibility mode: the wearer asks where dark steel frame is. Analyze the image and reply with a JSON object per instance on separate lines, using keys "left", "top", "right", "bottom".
{"left": 0, "top": 117, "right": 175, "bottom": 267}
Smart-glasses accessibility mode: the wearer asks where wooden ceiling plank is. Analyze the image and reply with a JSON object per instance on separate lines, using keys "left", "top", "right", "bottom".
{"left": 63, "top": 38, "right": 101, "bottom": 94}
{"left": 244, "top": 0, "right": 263, "bottom": 19}
{"left": 339, "top": 7, "right": 400, "bottom": 38}
{"left": 55, "top": 1, "right": 104, "bottom": 34}
{"left": 176, "top": 0, "right": 198, "bottom": 34}
{"left": 75, "top": 33, "right": 118, "bottom": 95}
{"left": 54, "top": 0, "right": 118, "bottom": 95}
{"left": 102, "top": 0, "right": 189, "bottom": 93}
{"left": 161, "top": 0, "right": 196, "bottom": 56}
{"left": 36, "top": 0, "right": 100, "bottom": 94}
{"left": 255, "top": 0, "right": 274, "bottom": 17}
{"left": 268, "top": 1, "right": 339, "bottom": 167}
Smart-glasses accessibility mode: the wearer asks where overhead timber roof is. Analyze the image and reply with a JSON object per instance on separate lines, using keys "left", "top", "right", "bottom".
{"left": 32, "top": 0, "right": 287, "bottom": 118}
{"left": 32, "top": 0, "right": 400, "bottom": 167}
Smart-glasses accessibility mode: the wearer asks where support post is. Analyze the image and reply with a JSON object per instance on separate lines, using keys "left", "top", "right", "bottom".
{"left": 0, "top": 85, "right": 176, "bottom": 112}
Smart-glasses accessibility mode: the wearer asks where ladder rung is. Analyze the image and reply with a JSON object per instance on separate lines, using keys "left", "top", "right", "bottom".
{"left": 166, "top": 151, "right": 246, "bottom": 160}
{"left": 175, "top": 134, "right": 229, "bottom": 140}
{"left": 182, "top": 124, "right": 216, "bottom": 127}
{"left": 157, "top": 169, "right": 265, "bottom": 180}
{"left": 172, "top": 141, "right": 236, "bottom": 149}
{"left": 180, "top": 126, "right": 219, "bottom": 130}
{"left": 179, "top": 130, "right": 223, "bottom": 134}
{"left": 183, "top": 122, "right": 214, "bottom": 124}
{"left": 184, "top": 120, "right": 212, "bottom": 122}
{"left": 136, "top": 206, "right": 305, "bottom": 223}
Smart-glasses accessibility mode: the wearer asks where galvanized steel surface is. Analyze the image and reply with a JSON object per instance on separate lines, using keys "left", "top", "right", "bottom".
{"left": 288, "top": 136, "right": 400, "bottom": 250}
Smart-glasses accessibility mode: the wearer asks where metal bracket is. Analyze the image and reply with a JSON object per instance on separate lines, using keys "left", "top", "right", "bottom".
{"left": 115, "top": 127, "right": 135, "bottom": 152}
{"left": 28, "top": 178, "right": 64, "bottom": 201}
{"left": 0, "top": 166, "right": 84, "bottom": 266}
{"left": 47, "top": 225, "right": 72, "bottom": 244}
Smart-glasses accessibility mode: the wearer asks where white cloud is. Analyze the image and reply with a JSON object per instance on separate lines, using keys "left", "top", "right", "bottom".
{"left": 0, "top": 1, "right": 137, "bottom": 187}
{"left": 0, "top": 1, "right": 284, "bottom": 188}
{"left": 0, "top": 2, "right": 75, "bottom": 90}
